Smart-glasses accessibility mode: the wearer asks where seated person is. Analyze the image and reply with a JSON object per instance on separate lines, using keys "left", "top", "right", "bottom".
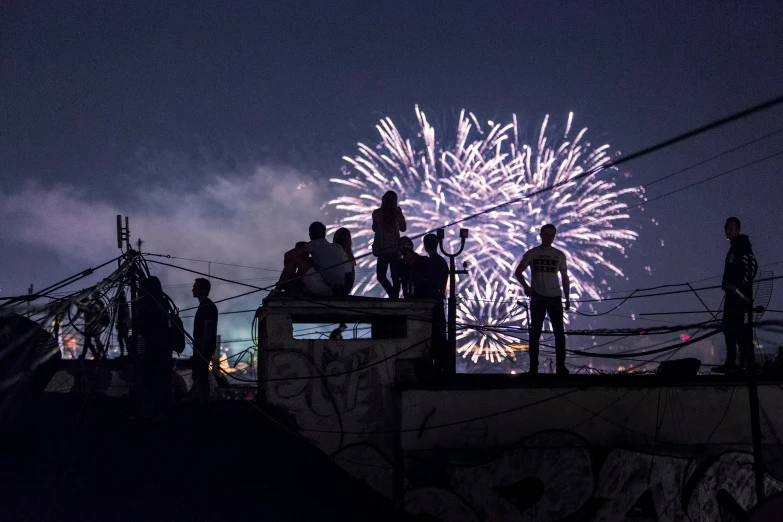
{"left": 332, "top": 227, "right": 356, "bottom": 295}
{"left": 276, "top": 222, "right": 352, "bottom": 296}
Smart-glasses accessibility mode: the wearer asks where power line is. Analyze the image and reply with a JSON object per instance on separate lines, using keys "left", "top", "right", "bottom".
{"left": 187, "top": 94, "right": 783, "bottom": 289}
{"left": 180, "top": 308, "right": 257, "bottom": 319}
{"left": 643, "top": 128, "right": 783, "bottom": 188}
{"left": 143, "top": 253, "right": 280, "bottom": 272}
{"left": 625, "top": 149, "right": 783, "bottom": 212}
{"left": 425, "top": 94, "right": 783, "bottom": 235}
{"left": 0, "top": 255, "right": 122, "bottom": 307}
{"left": 482, "top": 136, "right": 783, "bottom": 261}
{"left": 570, "top": 329, "right": 722, "bottom": 359}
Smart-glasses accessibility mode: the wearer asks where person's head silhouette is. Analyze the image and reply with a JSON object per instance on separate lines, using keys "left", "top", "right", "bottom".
{"left": 309, "top": 221, "right": 326, "bottom": 240}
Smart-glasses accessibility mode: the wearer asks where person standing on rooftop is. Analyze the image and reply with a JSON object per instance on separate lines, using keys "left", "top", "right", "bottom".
{"left": 714, "top": 217, "right": 757, "bottom": 373}
{"left": 372, "top": 191, "right": 407, "bottom": 299}
{"left": 514, "top": 224, "right": 571, "bottom": 376}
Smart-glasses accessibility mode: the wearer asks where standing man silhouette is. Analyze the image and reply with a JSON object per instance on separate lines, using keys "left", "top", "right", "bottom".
{"left": 714, "top": 217, "right": 757, "bottom": 373}
{"left": 190, "top": 278, "right": 218, "bottom": 404}
{"left": 514, "top": 224, "right": 571, "bottom": 375}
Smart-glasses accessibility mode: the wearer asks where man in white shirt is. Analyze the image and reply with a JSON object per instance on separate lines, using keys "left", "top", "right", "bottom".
{"left": 514, "top": 224, "right": 571, "bottom": 375}
{"left": 276, "top": 222, "right": 352, "bottom": 296}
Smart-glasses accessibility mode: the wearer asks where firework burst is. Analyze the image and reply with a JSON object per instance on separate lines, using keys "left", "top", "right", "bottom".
{"left": 328, "top": 106, "right": 642, "bottom": 364}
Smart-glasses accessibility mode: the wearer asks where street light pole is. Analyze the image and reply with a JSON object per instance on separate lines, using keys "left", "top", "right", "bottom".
{"left": 437, "top": 228, "right": 469, "bottom": 376}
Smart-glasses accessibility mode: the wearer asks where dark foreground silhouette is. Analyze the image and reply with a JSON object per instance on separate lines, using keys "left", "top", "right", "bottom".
{"left": 0, "top": 395, "right": 408, "bottom": 522}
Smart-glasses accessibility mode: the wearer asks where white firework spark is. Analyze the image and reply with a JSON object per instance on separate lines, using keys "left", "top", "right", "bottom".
{"left": 328, "top": 106, "right": 642, "bottom": 364}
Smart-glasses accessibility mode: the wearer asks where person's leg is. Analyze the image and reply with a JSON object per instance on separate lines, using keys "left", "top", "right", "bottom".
{"left": 721, "top": 310, "right": 740, "bottom": 370}
{"left": 277, "top": 254, "right": 312, "bottom": 292}
{"left": 376, "top": 254, "right": 394, "bottom": 297}
{"left": 302, "top": 266, "right": 334, "bottom": 296}
{"left": 546, "top": 297, "right": 567, "bottom": 373}
{"left": 528, "top": 296, "right": 547, "bottom": 373}
{"left": 117, "top": 331, "right": 127, "bottom": 356}
{"left": 140, "top": 353, "right": 156, "bottom": 419}
{"left": 190, "top": 354, "right": 209, "bottom": 403}
{"left": 80, "top": 336, "right": 93, "bottom": 359}
{"left": 389, "top": 256, "right": 401, "bottom": 299}
{"left": 160, "top": 355, "right": 173, "bottom": 415}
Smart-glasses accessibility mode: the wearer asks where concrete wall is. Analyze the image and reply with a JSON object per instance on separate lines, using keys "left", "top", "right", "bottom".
{"left": 257, "top": 297, "right": 434, "bottom": 499}
{"left": 401, "top": 385, "right": 783, "bottom": 521}
{"left": 401, "top": 385, "right": 783, "bottom": 450}
{"left": 256, "top": 298, "right": 783, "bottom": 520}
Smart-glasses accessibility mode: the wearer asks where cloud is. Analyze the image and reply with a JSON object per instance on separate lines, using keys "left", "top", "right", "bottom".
{"left": 0, "top": 165, "right": 339, "bottom": 347}
{"left": 1, "top": 166, "right": 331, "bottom": 271}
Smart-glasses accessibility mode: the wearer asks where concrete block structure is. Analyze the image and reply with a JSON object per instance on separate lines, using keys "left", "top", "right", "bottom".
{"left": 258, "top": 297, "right": 783, "bottom": 521}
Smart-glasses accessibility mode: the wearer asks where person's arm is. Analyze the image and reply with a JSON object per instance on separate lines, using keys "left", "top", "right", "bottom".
{"left": 283, "top": 243, "right": 309, "bottom": 266}
{"left": 372, "top": 210, "right": 378, "bottom": 232}
{"left": 560, "top": 254, "right": 571, "bottom": 310}
{"left": 198, "top": 320, "right": 215, "bottom": 356}
{"left": 438, "top": 261, "right": 448, "bottom": 296}
{"left": 514, "top": 252, "right": 532, "bottom": 296}
{"left": 397, "top": 207, "right": 407, "bottom": 232}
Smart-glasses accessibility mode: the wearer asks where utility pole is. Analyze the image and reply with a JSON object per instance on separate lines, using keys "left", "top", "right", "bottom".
{"left": 116, "top": 216, "right": 138, "bottom": 362}
{"left": 746, "top": 303, "right": 766, "bottom": 504}
{"left": 437, "top": 227, "right": 469, "bottom": 376}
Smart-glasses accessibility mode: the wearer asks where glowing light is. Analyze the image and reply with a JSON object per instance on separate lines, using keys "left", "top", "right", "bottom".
{"left": 681, "top": 334, "right": 691, "bottom": 341}
{"left": 328, "top": 107, "right": 642, "bottom": 365}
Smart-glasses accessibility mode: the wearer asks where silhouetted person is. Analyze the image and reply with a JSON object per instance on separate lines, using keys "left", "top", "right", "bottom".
{"left": 78, "top": 293, "right": 106, "bottom": 360}
{"left": 714, "top": 217, "right": 757, "bottom": 373}
{"left": 190, "top": 278, "right": 218, "bottom": 404}
{"left": 115, "top": 290, "right": 129, "bottom": 357}
{"left": 135, "top": 276, "right": 171, "bottom": 420}
{"left": 333, "top": 227, "right": 356, "bottom": 295}
{"left": 51, "top": 310, "right": 69, "bottom": 358}
{"left": 276, "top": 222, "right": 352, "bottom": 296}
{"left": 422, "top": 234, "right": 449, "bottom": 373}
{"left": 514, "top": 224, "right": 571, "bottom": 375}
{"left": 399, "top": 236, "right": 424, "bottom": 298}
{"left": 329, "top": 323, "right": 347, "bottom": 340}
{"left": 372, "top": 191, "right": 407, "bottom": 298}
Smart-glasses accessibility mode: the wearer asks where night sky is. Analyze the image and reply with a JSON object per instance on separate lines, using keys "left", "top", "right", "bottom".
{"left": 2, "top": 2, "right": 782, "bottom": 365}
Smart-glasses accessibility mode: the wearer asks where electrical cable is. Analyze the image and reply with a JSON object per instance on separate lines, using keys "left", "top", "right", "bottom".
{"left": 141, "top": 96, "right": 783, "bottom": 301}
{"left": 644, "top": 128, "right": 783, "bottom": 188}
{"left": 24, "top": 262, "right": 131, "bottom": 522}
{"left": 623, "top": 149, "right": 783, "bottom": 213}
{"left": 408, "top": 95, "right": 783, "bottom": 238}
{"left": 141, "top": 282, "right": 439, "bottom": 384}
{"left": 570, "top": 329, "right": 722, "bottom": 359}
{"left": 143, "top": 252, "right": 281, "bottom": 272}
{"left": 0, "top": 255, "right": 122, "bottom": 308}
{"left": 147, "top": 257, "right": 452, "bottom": 330}
{"left": 297, "top": 388, "right": 581, "bottom": 435}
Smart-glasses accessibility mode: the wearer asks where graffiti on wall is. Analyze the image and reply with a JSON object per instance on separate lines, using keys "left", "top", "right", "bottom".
{"left": 266, "top": 344, "right": 393, "bottom": 455}
{"left": 404, "top": 431, "right": 783, "bottom": 522}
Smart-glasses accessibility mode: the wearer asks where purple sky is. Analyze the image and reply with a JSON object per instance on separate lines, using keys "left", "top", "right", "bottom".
{"left": 2, "top": 1, "right": 782, "bottom": 365}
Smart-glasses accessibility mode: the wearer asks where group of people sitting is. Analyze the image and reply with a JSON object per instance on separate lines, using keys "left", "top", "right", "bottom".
{"left": 274, "top": 190, "right": 448, "bottom": 302}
